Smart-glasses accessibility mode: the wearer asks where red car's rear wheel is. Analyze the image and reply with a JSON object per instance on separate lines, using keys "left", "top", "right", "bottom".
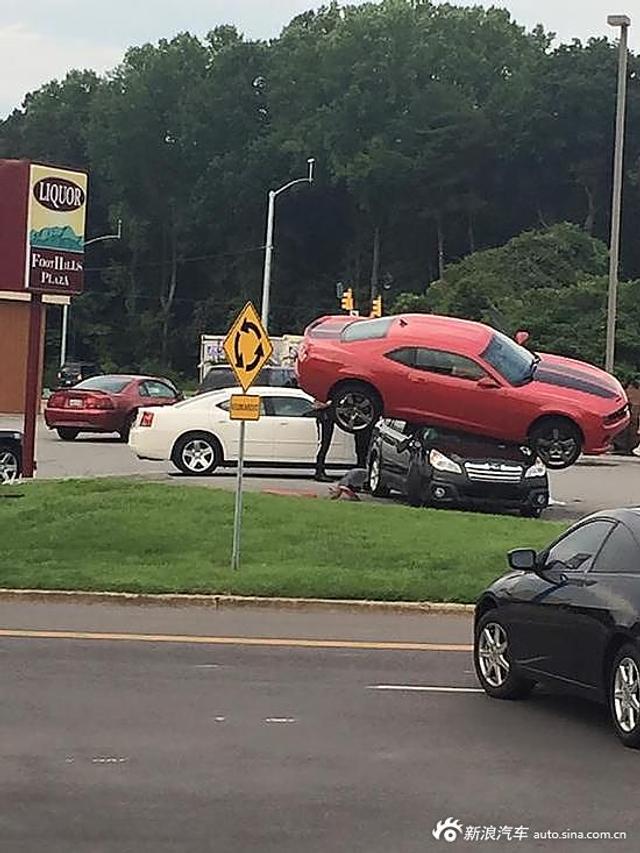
{"left": 332, "top": 382, "right": 382, "bottom": 433}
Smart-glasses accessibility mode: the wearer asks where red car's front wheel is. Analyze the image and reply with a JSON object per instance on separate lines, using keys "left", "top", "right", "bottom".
{"left": 332, "top": 382, "right": 382, "bottom": 433}
{"left": 529, "top": 417, "right": 583, "bottom": 470}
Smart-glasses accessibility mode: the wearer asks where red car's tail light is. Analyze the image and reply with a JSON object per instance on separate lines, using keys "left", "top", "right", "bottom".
{"left": 140, "top": 412, "right": 154, "bottom": 427}
{"left": 48, "top": 392, "right": 65, "bottom": 408}
{"left": 85, "top": 395, "right": 115, "bottom": 410}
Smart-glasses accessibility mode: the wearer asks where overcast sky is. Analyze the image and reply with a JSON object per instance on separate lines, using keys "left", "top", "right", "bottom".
{"left": 1, "top": 1, "right": 636, "bottom": 118}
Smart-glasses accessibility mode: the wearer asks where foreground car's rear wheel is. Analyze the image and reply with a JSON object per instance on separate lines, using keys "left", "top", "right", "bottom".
{"left": 57, "top": 428, "right": 79, "bottom": 441}
{"left": 474, "top": 612, "right": 535, "bottom": 700}
{"left": 332, "top": 382, "right": 382, "bottom": 434}
{"left": 0, "top": 444, "right": 20, "bottom": 482}
{"left": 610, "top": 645, "right": 640, "bottom": 748}
{"left": 529, "top": 417, "right": 582, "bottom": 470}
{"left": 368, "top": 452, "right": 390, "bottom": 497}
{"left": 172, "top": 433, "right": 220, "bottom": 476}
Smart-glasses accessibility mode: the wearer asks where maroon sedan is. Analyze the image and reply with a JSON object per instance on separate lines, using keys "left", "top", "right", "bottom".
{"left": 45, "top": 375, "right": 181, "bottom": 442}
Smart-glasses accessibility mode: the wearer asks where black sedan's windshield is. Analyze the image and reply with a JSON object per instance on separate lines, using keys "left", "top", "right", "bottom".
{"left": 482, "top": 332, "right": 536, "bottom": 386}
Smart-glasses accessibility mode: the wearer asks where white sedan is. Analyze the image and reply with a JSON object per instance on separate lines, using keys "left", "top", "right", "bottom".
{"left": 129, "top": 386, "right": 356, "bottom": 475}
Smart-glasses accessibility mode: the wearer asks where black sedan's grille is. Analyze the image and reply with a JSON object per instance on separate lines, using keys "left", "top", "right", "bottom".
{"left": 464, "top": 462, "right": 524, "bottom": 484}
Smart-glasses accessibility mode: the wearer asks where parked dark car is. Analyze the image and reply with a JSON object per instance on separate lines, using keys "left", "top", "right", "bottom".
{"left": 0, "top": 430, "right": 22, "bottom": 482}
{"left": 45, "top": 375, "right": 182, "bottom": 442}
{"left": 367, "top": 420, "right": 549, "bottom": 517}
{"left": 56, "top": 361, "right": 102, "bottom": 389}
{"left": 196, "top": 364, "right": 297, "bottom": 395}
{"left": 475, "top": 508, "right": 640, "bottom": 748}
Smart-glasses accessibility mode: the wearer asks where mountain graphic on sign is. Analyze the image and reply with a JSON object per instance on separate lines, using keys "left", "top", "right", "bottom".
{"left": 30, "top": 226, "right": 84, "bottom": 252}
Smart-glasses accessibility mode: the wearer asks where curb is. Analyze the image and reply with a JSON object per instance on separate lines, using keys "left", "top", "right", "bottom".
{"left": 0, "top": 588, "right": 475, "bottom": 615}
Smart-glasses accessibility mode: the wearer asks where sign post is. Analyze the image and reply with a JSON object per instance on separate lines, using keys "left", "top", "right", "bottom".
{"left": 223, "top": 302, "right": 273, "bottom": 570}
{"left": 0, "top": 160, "right": 88, "bottom": 478}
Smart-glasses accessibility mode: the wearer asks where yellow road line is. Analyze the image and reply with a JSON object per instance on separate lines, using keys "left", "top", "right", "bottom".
{"left": 0, "top": 628, "right": 472, "bottom": 652}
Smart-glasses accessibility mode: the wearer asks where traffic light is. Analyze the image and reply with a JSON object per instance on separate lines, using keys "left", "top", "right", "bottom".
{"left": 341, "top": 288, "right": 354, "bottom": 312}
{"left": 371, "top": 295, "right": 383, "bottom": 318}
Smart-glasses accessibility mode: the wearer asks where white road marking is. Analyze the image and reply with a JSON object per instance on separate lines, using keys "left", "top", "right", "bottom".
{"left": 91, "top": 756, "right": 129, "bottom": 764}
{"left": 264, "top": 717, "right": 297, "bottom": 724}
{"left": 194, "top": 664, "right": 220, "bottom": 669}
{"left": 368, "top": 685, "right": 483, "bottom": 694}
{"left": 213, "top": 716, "right": 226, "bottom": 723}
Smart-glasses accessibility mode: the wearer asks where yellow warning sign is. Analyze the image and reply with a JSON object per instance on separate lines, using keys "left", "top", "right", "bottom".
{"left": 223, "top": 302, "right": 273, "bottom": 392}
{"left": 229, "top": 394, "right": 261, "bottom": 421}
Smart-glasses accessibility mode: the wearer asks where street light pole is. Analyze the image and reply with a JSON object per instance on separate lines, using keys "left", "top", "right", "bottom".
{"left": 605, "top": 14, "right": 631, "bottom": 374}
{"left": 260, "top": 158, "right": 315, "bottom": 330}
{"left": 60, "top": 219, "right": 122, "bottom": 367}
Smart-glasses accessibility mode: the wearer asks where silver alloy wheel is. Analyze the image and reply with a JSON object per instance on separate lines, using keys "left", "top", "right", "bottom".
{"left": 182, "top": 439, "right": 215, "bottom": 473}
{"left": 0, "top": 449, "right": 19, "bottom": 483}
{"left": 335, "top": 392, "right": 375, "bottom": 431}
{"left": 369, "top": 454, "right": 381, "bottom": 492}
{"left": 613, "top": 657, "right": 640, "bottom": 733}
{"left": 478, "top": 622, "right": 510, "bottom": 688}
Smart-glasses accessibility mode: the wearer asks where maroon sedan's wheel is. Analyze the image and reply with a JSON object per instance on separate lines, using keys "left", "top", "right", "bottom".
{"left": 57, "top": 428, "right": 79, "bottom": 441}
{"left": 333, "top": 382, "right": 382, "bottom": 434}
{"left": 529, "top": 417, "right": 582, "bottom": 470}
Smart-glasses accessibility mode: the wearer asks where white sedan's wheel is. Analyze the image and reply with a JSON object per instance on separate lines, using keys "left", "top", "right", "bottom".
{"left": 172, "top": 433, "right": 220, "bottom": 476}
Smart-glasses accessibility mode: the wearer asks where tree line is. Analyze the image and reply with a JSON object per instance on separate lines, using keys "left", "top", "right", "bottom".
{"left": 1, "top": 0, "right": 638, "bottom": 381}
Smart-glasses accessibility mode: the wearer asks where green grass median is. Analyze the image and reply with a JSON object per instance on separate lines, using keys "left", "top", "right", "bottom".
{"left": 0, "top": 480, "right": 566, "bottom": 603}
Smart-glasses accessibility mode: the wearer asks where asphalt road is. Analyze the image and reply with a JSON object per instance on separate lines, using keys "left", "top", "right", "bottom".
{"left": 0, "top": 601, "right": 637, "bottom": 852}
{"left": 2, "top": 414, "right": 640, "bottom": 519}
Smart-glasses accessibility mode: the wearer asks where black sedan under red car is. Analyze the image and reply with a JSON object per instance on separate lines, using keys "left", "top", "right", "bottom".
{"left": 45, "top": 375, "right": 182, "bottom": 442}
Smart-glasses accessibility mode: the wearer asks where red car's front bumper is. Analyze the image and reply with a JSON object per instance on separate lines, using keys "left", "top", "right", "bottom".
{"left": 44, "top": 407, "right": 124, "bottom": 433}
{"left": 582, "top": 405, "right": 630, "bottom": 455}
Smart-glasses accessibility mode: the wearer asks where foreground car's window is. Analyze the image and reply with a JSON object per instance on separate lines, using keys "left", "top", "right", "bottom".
{"left": 265, "top": 396, "right": 314, "bottom": 417}
{"left": 414, "top": 348, "right": 486, "bottom": 381}
{"left": 341, "top": 317, "right": 394, "bottom": 342}
{"left": 482, "top": 332, "right": 535, "bottom": 386}
{"left": 592, "top": 524, "right": 640, "bottom": 574}
{"left": 545, "top": 520, "right": 615, "bottom": 573}
{"left": 75, "top": 377, "right": 129, "bottom": 393}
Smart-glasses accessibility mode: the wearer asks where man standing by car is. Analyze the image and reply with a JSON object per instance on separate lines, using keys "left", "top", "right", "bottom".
{"left": 310, "top": 399, "right": 334, "bottom": 482}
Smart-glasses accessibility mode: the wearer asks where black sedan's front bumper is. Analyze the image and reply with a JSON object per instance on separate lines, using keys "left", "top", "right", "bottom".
{"left": 423, "top": 473, "right": 549, "bottom": 514}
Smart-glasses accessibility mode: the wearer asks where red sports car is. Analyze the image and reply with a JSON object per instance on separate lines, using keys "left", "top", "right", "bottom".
{"left": 295, "top": 314, "right": 630, "bottom": 469}
{"left": 45, "top": 374, "right": 181, "bottom": 442}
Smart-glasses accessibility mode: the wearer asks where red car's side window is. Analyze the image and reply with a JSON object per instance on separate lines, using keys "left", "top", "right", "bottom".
{"left": 414, "top": 348, "right": 486, "bottom": 382}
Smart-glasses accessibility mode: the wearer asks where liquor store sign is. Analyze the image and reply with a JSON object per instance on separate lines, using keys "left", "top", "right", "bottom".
{"left": 26, "top": 164, "right": 88, "bottom": 294}
{"left": 0, "top": 159, "right": 88, "bottom": 296}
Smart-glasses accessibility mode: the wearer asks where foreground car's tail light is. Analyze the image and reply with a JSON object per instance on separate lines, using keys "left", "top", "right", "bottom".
{"left": 525, "top": 458, "right": 547, "bottom": 479}
{"left": 140, "top": 412, "right": 154, "bottom": 427}
{"left": 85, "top": 395, "right": 115, "bottom": 410}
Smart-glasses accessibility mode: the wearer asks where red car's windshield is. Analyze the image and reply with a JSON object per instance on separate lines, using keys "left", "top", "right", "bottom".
{"left": 76, "top": 377, "right": 130, "bottom": 393}
{"left": 482, "top": 332, "right": 537, "bottom": 386}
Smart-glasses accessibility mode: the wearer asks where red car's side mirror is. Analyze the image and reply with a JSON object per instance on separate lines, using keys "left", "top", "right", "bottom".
{"left": 477, "top": 376, "right": 501, "bottom": 390}
{"left": 515, "top": 330, "right": 530, "bottom": 346}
